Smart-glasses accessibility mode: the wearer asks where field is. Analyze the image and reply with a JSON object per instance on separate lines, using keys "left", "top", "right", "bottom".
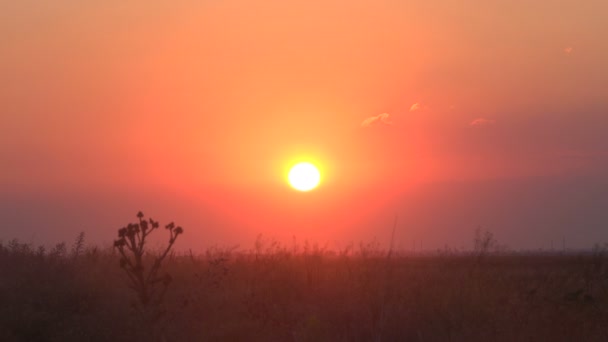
{"left": 1, "top": 236, "right": 608, "bottom": 341}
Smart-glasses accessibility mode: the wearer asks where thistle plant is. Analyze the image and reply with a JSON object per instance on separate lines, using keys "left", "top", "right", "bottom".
{"left": 114, "top": 211, "right": 184, "bottom": 319}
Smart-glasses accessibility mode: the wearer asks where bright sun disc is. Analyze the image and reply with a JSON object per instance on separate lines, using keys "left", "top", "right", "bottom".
{"left": 288, "top": 162, "right": 321, "bottom": 191}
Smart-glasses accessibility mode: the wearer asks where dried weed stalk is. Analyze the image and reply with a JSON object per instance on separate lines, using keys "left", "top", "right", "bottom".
{"left": 114, "top": 211, "right": 184, "bottom": 322}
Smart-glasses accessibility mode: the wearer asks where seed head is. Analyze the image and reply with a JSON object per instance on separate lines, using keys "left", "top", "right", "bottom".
{"left": 118, "top": 227, "right": 127, "bottom": 238}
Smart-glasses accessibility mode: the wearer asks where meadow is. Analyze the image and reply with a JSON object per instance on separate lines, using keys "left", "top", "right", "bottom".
{"left": 1, "top": 230, "right": 607, "bottom": 342}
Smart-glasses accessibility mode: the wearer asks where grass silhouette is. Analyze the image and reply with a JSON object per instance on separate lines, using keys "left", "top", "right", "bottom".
{"left": 0, "top": 220, "right": 607, "bottom": 341}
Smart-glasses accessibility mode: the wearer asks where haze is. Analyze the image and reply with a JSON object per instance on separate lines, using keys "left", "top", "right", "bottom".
{"left": 2, "top": 0, "right": 607, "bottom": 251}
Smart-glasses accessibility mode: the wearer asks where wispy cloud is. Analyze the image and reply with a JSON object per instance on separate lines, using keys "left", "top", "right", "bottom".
{"left": 409, "top": 103, "right": 428, "bottom": 112}
{"left": 470, "top": 118, "right": 496, "bottom": 127}
{"left": 361, "top": 113, "right": 392, "bottom": 127}
{"left": 564, "top": 47, "right": 573, "bottom": 54}
{"left": 361, "top": 103, "right": 426, "bottom": 128}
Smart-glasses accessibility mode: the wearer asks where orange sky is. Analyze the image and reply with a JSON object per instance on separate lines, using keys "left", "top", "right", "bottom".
{"left": 1, "top": 0, "right": 608, "bottom": 249}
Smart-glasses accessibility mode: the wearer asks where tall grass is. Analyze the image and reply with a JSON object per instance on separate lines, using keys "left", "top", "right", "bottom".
{"left": 1, "top": 233, "right": 607, "bottom": 341}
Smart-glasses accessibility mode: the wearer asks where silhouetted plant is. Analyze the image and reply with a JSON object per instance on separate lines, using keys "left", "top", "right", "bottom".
{"left": 50, "top": 242, "right": 67, "bottom": 259}
{"left": 71, "top": 231, "right": 85, "bottom": 259}
{"left": 473, "top": 227, "right": 498, "bottom": 262}
{"left": 113, "top": 211, "right": 184, "bottom": 323}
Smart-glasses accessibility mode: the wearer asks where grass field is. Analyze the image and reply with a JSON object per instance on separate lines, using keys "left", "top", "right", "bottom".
{"left": 1, "top": 235, "right": 607, "bottom": 341}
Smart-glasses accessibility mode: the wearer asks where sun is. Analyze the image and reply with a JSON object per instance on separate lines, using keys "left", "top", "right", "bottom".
{"left": 288, "top": 162, "right": 321, "bottom": 191}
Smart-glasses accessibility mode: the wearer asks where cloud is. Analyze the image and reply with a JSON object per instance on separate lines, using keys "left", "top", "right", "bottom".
{"left": 564, "top": 47, "right": 573, "bottom": 54}
{"left": 360, "top": 103, "right": 426, "bottom": 128}
{"left": 410, "top": 102, "right": 432, "bottom": 112}
{"left": 361, "top": 113, "right": 392, "bottom": 127}
{"left": 409, "top": 103, "right": 427, "bottom": 112}
{"left": 470, "top": 118, "right": 496, "bottom": 127}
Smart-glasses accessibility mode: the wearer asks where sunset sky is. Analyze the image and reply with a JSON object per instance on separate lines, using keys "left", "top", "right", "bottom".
{"left": 2, "top": 0, "right": 608, "bottom": 250}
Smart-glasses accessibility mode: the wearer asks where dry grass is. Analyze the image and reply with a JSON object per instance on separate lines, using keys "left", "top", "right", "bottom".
{"left": 1, "top": 236, "right": 607, "bottom": 341}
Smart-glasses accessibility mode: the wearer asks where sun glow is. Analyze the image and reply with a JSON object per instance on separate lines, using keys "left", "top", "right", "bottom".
{"left": 288, "top": 162, "right": 321, "bottom": 191}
